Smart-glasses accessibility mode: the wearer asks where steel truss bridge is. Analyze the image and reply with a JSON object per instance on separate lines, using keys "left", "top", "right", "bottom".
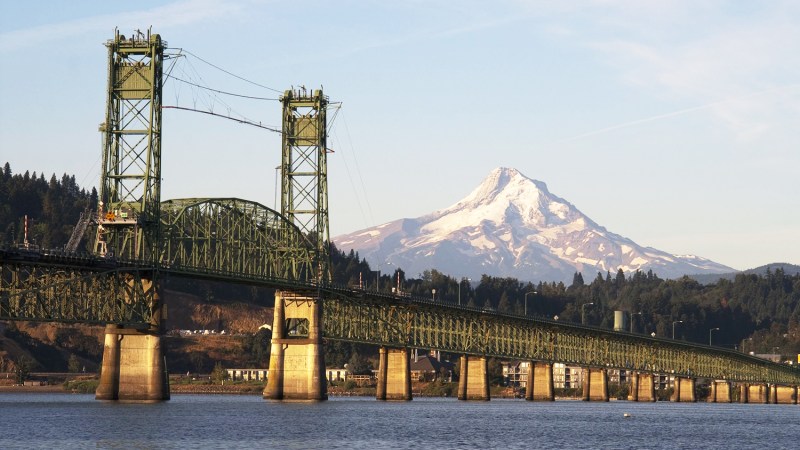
{"left": 1, "top": 29, "right": 799, "bottom": 388}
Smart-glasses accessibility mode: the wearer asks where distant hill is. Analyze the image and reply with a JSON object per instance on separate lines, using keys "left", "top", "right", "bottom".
{"left": 689, "top": 263, "right": 800, "bottom": 285}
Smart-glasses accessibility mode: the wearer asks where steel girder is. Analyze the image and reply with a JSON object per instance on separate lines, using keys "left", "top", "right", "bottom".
{"left": 0, "top": 249, "right": 157, "bottom": 325}
{"left": 159, "top": 198, "right": 314, "bottom": 281}
{"left": 322, "top": 292, "right": 800, "bottom": 385}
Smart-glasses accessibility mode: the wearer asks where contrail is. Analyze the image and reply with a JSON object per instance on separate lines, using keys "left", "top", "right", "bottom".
{"left": 551, "top": 83, "right": 800, "bottom": 145}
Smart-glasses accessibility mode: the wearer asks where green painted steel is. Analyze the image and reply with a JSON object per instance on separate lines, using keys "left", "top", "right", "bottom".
{"left": 160, "top": 198, "right": 314, "bottom": 281}
{"left": 0, "top": 249, "right": 157, "bottom": 326}
{"left": 320, "top": 290, "right": 800, "bottom": 385}
{"left": 281, "top": 89, "right": 331, "bottom": 282}
{"left": 2, "top": 248, "right": 799, "bottom": 385}
{"left": 93, "top": 29, "right": 165, "bottom": 263}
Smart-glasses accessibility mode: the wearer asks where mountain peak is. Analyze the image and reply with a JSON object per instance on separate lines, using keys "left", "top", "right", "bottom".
{"left": 470, "top": 167, "right": 548, "bottom": 199}
{"left": 333, "top": 168, "right": 735, "bottom": 283}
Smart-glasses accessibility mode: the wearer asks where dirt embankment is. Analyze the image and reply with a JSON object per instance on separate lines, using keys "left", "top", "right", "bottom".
{"left": 1, "top": 289, "right": 274, "bottom": 374}
{"left": 161, "top": 289, "right": 273, "bottom": 334}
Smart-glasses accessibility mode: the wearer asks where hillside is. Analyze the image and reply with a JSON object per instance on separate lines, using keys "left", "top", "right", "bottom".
{"left": 690, "top": 263, "right": 800, "bottom": 285}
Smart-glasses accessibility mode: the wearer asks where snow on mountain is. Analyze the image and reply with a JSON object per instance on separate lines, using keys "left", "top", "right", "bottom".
{"left": 333, "top": 167, "right": 734, "bottom": 283}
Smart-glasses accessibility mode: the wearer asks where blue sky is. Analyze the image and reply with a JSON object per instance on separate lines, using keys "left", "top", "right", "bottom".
{"left": 1, "top": 0, "right": 798, "bottom": 271}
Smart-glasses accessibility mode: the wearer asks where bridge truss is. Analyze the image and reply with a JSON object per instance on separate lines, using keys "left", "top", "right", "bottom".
{"left": 321, "top": 290, "right": 800, "bottom": 385}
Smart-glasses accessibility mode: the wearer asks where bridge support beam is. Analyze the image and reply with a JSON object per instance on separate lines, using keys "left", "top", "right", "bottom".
{"left": 582, "top": 368, "right": 608, "bottom": 402}
{"left": 458, "top": 355, "right": 489, "bottom": 401}
{"left": 95, "top": 324, "right": 169, "bottom": 402}
{"left": 376, "top": 347, "right": 412, "bottom": 401}
{"left": 525, "top": 361, "right": 554, "bottom": 401}
{"left": 744, "top": 384, "right": 769, "bottom": 404}
{"left": 773, "top": 385, "right": 798, "bottom": 404}
{"left": 709, "top": 380, "right": 732, "bottom": 403}
{"left": 263, "top": 291, "right": 326, "bottom": 401}
{"left": 628, "top": 372, "right": 657, "bottom": 402}
{"left": 671, "top": 377, "right": 696, "bottom": 402}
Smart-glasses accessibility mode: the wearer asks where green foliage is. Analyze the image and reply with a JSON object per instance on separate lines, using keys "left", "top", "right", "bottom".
{"left": 346, "top": 352, "right": 373, "bottom": 375}
{"left": 63, "top": 379, "right": 99, "bottom": 393}
{"left": 67, "top": 354, "right": 81, "bottom": 373}
{"left": 420, "top": 380, "right": 457, "bottom": 397}
{"left": 14, "top": 355, "right": 34, "bottom": 384}
{"left": 242, "top": 328, "right": 271, "bottom": 367}
{"left": 211, "top": 362, "right": 228, "bottom": 384}
{"left": 0, "top": 162, "right": 97, "bottom": 249}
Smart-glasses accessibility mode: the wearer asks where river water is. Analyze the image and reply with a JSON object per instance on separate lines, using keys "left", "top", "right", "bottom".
{"left": 0, "top": 393, "right": 797, "bottom": 449}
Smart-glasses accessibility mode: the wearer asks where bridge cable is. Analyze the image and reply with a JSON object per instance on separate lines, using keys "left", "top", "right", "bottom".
{"left": 168, "top": 47, "right": 283, "bottom": 94}
{"left": 161, "top": 105, "right": 281, "bottom": 133}
{"left": 165, "top": 74, "right": 279, "bottom": 101}
{"left": 162, "top": 49, "right": 280, "bottom": 131}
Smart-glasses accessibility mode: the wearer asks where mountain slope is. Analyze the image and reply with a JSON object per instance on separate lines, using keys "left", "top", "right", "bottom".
{"left": 334, "top": 167, "right": 734, "bottom": 283}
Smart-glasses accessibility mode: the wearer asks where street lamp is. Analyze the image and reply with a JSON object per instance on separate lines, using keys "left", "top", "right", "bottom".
{"left": 672, "top": 320, "right": 683, "bottom": 339}
{"left": 458, "top": 278, "right": 471, "bottom": 306}
{"left": 742, "top": 337, "right": 752, "bottom": 354}
{"left": 581, "top": 302, "right": 594, "bottom": 325}
{"left": 630, "top": 312, "right": 643, "bottom": 333}
{"left": 708, "top": 327, "right": 720, "bottom": 346}
{"left": 524, "top": 291, "right": 537, "bottom": 316}
{"left": 431, "top": 289, "right": 436, "bottom": 301}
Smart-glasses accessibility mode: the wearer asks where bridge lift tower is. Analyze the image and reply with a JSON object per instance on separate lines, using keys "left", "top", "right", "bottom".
{"left": 92, "top": 29, "right": 168, "bottom": 401}
{"left": 280, "top": 88, "right": 331, "bottom": 282}
{"left": 94, "top": 29, "right": 164, "bottom": 263}
{"left": 265, "top": 89, "right": 332, "bottom": 401}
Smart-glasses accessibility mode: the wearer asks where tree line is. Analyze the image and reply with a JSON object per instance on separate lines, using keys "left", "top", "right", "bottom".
{"left": 0, "top": 162, "right": 96, "bottom": 249}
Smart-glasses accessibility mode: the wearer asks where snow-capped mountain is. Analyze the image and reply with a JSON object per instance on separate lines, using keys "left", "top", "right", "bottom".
{"left": 333, "top": 167, "right": 734, "bottom": 283}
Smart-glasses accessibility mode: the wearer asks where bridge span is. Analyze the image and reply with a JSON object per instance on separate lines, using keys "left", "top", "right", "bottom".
{"left": 1, "top": 29, "right": 799, "bottom": 404}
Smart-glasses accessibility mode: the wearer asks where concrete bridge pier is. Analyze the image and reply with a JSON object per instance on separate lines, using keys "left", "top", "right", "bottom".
{"left": 581, "top": 367, "right": 609, "bottom": 402}
{"left": 628, "top": 372, "right": 657, "bottom": 402}
{"left": 739, "top": 383, "right": 749, "bottom": 403}
{"left": 263, "top": 291, "right": 327, "bottom": 401}
{"left": 709, "top": 380, "right": 732, "bottom": 403}
{"left": 458, "top": 355, "right": 490, "bottom": 401}
{"left": 772, "top": 385, "right": 798, "bottom": 404}
{"left": 525, "top": 361, "right": 554, "bottom": 401}
{"left": 745, "top": 384, "right": 769, "bottom": 404}
{"left": 671, "top": 377, "right": 696, "bottom": 402}
{"left": 95, "top": 324, "right": 169, "bottom": 402}
{"left": 376, "top": 347, "right": 412, "bottom": 401}
{"left": 628, "top": 372, "right": 639, "bottom": 402}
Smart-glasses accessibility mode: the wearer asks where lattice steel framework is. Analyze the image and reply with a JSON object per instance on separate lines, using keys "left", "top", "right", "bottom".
{"left": 321, "top": 292, "right": 800, "bottom": 385}
{"left": 93, "top": 29, "right": 164, "bottom": 263}
{"left": 2, "top": 246, "right": 799, "bottom": 385}
{"left": 281, "top": 89, "right": 330, "bottom": 282}
{"left": 0, "top": 250, "right": 157, "bottom": 325}
{"left": 159, "top": 198, "right": 314, "bottom": 281}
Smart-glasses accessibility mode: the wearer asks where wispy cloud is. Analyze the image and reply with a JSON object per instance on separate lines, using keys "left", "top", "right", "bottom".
{"left": 552, "top": 83, "right": 800, "bottom": 145}
{"left": 544, "top": 1, "right": 800, "bottom": 140}
{"left": 0, "top": 0, "right": 242, "bottom": 53}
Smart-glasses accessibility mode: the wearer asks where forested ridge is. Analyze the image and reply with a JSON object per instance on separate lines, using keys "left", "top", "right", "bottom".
{"left": 0, "top": 162, "right": 96, "bottom": 249}
{"left": 3, "top": 162, "right": 799, "bottom": 362}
